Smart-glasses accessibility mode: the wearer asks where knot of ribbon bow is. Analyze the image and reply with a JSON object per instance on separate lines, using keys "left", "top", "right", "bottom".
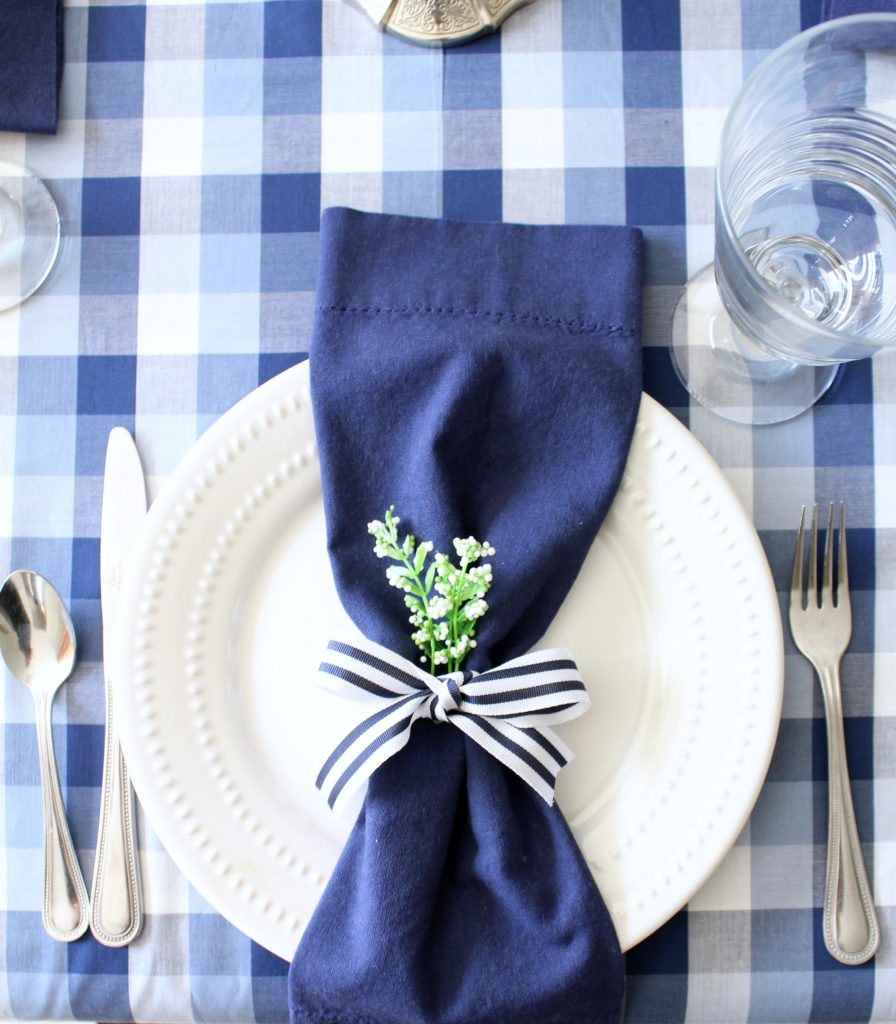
{"left": 314, "top": 638, "right": 591, "bottom": 815}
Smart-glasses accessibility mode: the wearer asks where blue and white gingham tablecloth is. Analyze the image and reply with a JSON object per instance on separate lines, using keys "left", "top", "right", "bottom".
{"left": 0, "top": 1, "right": 894, "bottom": 1021}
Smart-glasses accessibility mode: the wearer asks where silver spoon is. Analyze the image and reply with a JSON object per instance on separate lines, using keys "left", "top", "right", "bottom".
{"left": 0, "top": 571, "right": 89, "bottom": 941}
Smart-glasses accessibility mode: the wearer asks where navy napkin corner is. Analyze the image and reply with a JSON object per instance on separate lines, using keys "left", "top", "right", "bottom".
{"left": 288, "top": 208, "right": 644, "bottom": 1024}
{"left": 0, "top": 0, "right": 63, "bottom": 135}
{"left": 821, "top": 0, "right": 896, "bottom": 17}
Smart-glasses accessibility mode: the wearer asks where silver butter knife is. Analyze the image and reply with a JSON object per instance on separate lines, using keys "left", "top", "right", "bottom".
{"left": 90, "top": 428, "right": 145, "bottom": 945}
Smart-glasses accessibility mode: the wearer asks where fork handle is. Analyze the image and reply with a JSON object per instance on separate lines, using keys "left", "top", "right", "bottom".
{"left": 818, "top": 663, "right": 879, "bottom": 965}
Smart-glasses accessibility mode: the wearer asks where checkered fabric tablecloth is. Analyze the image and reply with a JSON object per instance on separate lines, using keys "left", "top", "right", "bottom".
{"left": 1, "top": 0, "right": 894, "bottom": 1021}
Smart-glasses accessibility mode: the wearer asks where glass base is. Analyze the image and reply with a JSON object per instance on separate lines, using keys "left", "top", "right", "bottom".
{"left": 0, "top": 162, "right": 60, "bottom": 312}
{"left": 670, "top": 264, "right": 838, "bottom": 425}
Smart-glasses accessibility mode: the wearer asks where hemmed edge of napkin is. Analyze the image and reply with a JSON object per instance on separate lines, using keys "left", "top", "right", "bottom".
{"left": 315, "top": 206, "right": 643, "bottom": 348}
{"left": 289, "top": 995, "right": 627, "bottom": 1024}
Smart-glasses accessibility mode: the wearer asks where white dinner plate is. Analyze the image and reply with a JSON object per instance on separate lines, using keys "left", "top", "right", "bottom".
{"left": 113, "top": 359, "right": 783, "bottom": 959}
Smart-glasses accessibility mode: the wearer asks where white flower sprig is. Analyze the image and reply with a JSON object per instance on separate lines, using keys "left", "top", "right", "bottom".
{"left": 367, "top": 506, "right": 495, "bottom": 675}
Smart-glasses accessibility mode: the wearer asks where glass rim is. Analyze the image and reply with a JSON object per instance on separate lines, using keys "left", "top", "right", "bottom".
{"left": 716, "top": 13, "right": 896, "bottom": 350}
{"left": 0, "top": 160, "right": 60, "bottom": 312}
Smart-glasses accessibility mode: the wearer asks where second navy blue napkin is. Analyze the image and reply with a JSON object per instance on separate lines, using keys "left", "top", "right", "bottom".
{"left": 821, "top": 0, "right": 896, "bottom": 17}
{"left": 290, "top": 208, "right": 643, "bottom": 1024}
{"left": 0, "top": 0, "right": 63, "bottom": 134}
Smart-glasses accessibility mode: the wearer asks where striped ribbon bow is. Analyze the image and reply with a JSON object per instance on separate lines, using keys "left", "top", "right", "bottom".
{"left": 315, "top": 637, "right": 591, "bottom": 815}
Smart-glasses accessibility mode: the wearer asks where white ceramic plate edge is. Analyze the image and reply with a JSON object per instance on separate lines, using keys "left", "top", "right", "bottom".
{"left": 114, "top": 361, "right": 784, "bottom": 957}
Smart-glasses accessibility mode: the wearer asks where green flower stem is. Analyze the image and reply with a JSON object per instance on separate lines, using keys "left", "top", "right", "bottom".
{"left": 448, "top": 555, "right": 470, "bottom": 673}
{"left": 396, "top": 549, "right": 436, "bottom": 675}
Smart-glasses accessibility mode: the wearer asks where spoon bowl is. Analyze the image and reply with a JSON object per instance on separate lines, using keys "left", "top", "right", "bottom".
{"left": 0, "top": 570, "right": 76, "bottom": 692}
{"left": 0, "top": 571, "right": 90, "bottom": 941}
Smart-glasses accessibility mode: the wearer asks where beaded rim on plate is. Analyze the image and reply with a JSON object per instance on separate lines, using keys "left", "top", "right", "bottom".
{"left": 113, "top": 360, "right": 783, "bottom": 957}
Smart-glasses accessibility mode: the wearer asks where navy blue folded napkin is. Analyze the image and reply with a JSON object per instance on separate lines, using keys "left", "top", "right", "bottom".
{"left": 0, "top": 0, "right": 63, "bottom": 135}
{"left": 821, "top": 0, "right": 896, "bottom": 17}
{"left": 289, "top": 207, "right": 643, "bottom": 1024}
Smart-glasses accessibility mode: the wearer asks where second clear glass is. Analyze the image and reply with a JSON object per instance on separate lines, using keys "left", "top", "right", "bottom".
{"left": 671, "top": 15, "right": 896, "bottom": 424}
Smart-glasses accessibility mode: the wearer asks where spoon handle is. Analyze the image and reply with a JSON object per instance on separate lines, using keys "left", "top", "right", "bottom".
{"left": 34, "top": 691, "right": 89, "bottom": 941}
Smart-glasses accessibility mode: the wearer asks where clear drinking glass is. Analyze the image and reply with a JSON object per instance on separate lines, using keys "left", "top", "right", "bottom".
{"left": 0, "top": 161, "right": 60, "bottom": 312}
{"left": 671, "top": 15, "right": 896, "bottom": 424}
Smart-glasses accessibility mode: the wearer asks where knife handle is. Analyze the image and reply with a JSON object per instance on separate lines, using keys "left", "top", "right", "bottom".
{"left": 90, "top": 683, "right": 143, "bottom": 946}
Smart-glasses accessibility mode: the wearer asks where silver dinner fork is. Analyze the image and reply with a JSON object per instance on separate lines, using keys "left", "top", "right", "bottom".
{"left": 789, "top": 503, "right": 880, "bottom": 965}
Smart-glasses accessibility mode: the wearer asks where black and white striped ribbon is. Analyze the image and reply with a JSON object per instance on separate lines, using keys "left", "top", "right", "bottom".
{"left": 314, "top": 637, "right": 590, "bottom": 815}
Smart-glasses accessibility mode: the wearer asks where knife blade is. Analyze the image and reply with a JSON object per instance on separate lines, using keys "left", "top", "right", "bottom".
{"left": 91, "top": 427, "right": 146, "bottom": 946}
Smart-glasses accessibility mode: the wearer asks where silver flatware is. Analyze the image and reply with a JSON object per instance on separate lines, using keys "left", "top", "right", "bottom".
{"left": 90, "top": 427, "right": 146, "bottom": 946}
{"left": 350, "top": 0, "right": 534, "bottom": 47}
{"left": 789, "top": 503, "right": 880, "bottom": 964}
{"left": 0, "top": 570, "right": 90, "bottom": 941}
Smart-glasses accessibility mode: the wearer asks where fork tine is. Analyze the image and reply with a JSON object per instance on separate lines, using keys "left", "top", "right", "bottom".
{"left": 822, "top": 503, "right": 834, "bottom": 607}
{"left": 791, "top": 506, "right": 806, "bottom": 611}
{"left": 838, "top": 502, "right": 848, "bottom": 607}
{"left": 808, "top": 504, "right": 819, "bottom": 607}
